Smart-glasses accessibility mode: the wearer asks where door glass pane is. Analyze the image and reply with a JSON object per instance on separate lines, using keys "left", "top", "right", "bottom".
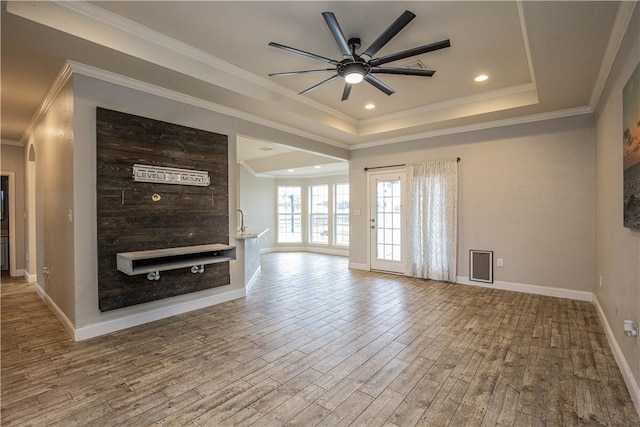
{"left": 375, "top": 179, "right": 401, "bottom": 261}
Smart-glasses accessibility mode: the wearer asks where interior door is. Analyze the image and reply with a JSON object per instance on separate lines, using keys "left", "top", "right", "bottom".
{"left": 369, "top": 171, "right": 405, "bottom": 273}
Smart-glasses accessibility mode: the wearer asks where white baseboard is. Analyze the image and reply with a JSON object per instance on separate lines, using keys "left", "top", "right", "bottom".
{"left": 260, "top": 247, "right": 275, "bottom": 254}
{"left": 455, "top": 276, "right": 593, "bottom": 302}
{"left": 23, "top": 270, "right": 37, "bottom": 283}
{"left": 74, "top": 288, "right": 246, "bottom": 341}
{"left": 348, "top": 262, "right": 369, "bottom": 271}
{"left": 36, "top": 283, "right": 246, "bottom": 341}
{"left": 270, "top": 246, "right": 349, "bottom": 257}
{"left": 245, "top": 265, "right": 261, "bottom": 294}
{"left": 13, "top": 268, "right": 25, "bottom": 278}
{"left": 593, "top": 296, "right": 640, "bottom": 417}
{"left": 35, "top": 283, "right": 76, "bottom": 340}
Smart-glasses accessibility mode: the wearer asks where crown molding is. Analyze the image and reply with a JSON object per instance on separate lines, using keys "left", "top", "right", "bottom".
{"left": 0, "top": 139, "right": 24, "bottom": 147}
{"left": 46, "top": 0, "right": 357, "bottom": 126}
{"left": 10, "top": 0, "right": 546, "bottom": 140}
{"left": 20, "top": 63, "right": 73, "bottom": 143}
{"left": 517, "top": 1, "right": 537, "bottom": 87}
{"left": 239, "top": 161, "right": 260, "bottom": 177}
{"left": 67, "top": 61, "right": 350, "bottom": 151}
{"left": 588, "top": 1, "right": 637, "bottom": 110}
{"left": 359, "top": 83, "right": 537, "bottom": 128}
{"left": 351, "top": 106, "right": 592, "bottom": 150}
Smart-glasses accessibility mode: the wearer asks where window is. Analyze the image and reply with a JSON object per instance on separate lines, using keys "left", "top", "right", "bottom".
{"left": 277, "top": 186, "right": 302, "bottom": 242}
{"left": 309, "top": 185, "right": 329, "bottom": 244}
{"left": 334, "top": 183, "right": 349, "bottom": 245}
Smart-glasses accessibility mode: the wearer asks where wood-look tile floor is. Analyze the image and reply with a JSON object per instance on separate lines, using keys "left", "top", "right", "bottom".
{"left": 2, "top": 252, "right": 639, "bottom": 426}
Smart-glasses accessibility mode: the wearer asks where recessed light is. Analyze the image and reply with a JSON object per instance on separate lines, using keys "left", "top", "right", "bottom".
{"left": 365, "top": 103, "right": 376, "bottom": 109}
{"left": 288, "top": 169, "right": 295, "bottom": 172}
{"left": 474, "top": 74, "right": 489, "bottom": 82}
{"left": 314, "top": 165, "right": 322, "bottom": 169}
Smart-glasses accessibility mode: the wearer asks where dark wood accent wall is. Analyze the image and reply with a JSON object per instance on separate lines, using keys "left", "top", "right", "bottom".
{"left": 96, "top": 108, "right": 230, "bottom": 311}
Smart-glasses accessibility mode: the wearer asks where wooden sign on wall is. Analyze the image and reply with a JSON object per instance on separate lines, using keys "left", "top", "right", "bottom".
{"left": 96, "top": 108, "right": 230, "bottom": 311}
{"left": 132, "top": 164, "right": 211, "bottom": 186}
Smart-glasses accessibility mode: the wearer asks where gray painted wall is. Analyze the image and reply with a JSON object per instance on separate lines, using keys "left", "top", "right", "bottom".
{"left": 30, "top": 79, "right": 76, "bottom": 323}
{"left": 350, "top": 114, "right": 595, "bottom": 293}
{"left": 594, "top": 4, "right": 640, "bottom": 395}
{"left": 238, "top": 163, "right": 276, "bottom": 250}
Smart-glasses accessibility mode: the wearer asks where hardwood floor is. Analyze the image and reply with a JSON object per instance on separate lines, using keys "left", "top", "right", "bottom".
{"left": 2, "top": 252, "right": 639, "bottom": 426}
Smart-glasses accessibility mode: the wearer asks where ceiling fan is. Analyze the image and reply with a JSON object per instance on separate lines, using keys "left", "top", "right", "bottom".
{"left": 268, "top": 10, "right": 451, "bottom": 101}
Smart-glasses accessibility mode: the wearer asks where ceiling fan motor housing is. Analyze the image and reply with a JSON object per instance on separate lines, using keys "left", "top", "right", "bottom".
{"left": 268, "top": 11, "right": 449, "bottom": 100}
{"left": 339, "top": 60, "right": 370, "bottom": 78}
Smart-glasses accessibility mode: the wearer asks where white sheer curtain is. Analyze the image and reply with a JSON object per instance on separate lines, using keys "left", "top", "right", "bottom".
{"left": 405, "top": 159, "right": 458, "bottom": 281}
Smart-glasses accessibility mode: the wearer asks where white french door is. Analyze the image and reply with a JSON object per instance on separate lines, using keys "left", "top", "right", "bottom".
{"left": 369, "top": 171, "right": 406, "bottom": 273}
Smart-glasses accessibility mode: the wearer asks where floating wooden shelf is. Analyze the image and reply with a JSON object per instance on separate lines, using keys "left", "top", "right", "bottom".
{"left": 116, "top": 244, "right": 236, "bottom": 277}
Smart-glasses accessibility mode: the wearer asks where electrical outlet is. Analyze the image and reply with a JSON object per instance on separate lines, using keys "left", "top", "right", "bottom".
{"left": 497, "top": 258, "right": 504, "bottom": 267}
{"left": 599, "top": 275, "right": 603, "bottom": 288}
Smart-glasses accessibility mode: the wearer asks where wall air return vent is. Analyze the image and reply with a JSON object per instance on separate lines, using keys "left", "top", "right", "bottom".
{"left": 470, "top": 250, "right": 493, "bottom": 283}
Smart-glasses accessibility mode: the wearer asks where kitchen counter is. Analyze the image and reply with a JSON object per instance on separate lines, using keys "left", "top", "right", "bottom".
{"left": 235, "top": 228, "right": 268, "bottom": 240}
{"left": 234, "top": 228, "right": 268, "bottom": 292}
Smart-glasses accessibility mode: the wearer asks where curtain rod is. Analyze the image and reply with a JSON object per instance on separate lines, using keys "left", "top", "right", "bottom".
{"left": 364, "top": 157, "right": 460, "bottom": 172}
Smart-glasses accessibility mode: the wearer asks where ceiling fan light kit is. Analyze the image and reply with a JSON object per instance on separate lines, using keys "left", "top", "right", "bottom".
{"left": 268, "top": 10, "right": 451, "bottom": 101}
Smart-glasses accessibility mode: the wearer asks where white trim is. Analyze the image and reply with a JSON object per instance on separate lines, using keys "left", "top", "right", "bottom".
{"left": 589, "top": 1, "right": 638, "bottom": 110}
{"left": 14, "top": 269, "right": 24, "bottom": 278}
{"left": 593, "top": 295, "right": 640, "bottom": 417}
{"left": 271, "top": 245, "right": 348, "bottom": 257}
{"left": 67, "top": 61, "right": 350, "bottom": 151}
{"left": 260, "top": 247, "right": 276, "bottom": 255}
{"left": 351, "top": 106, "right": 593, "bottom": 150}
{"left": 239, "top": 161, "right": 259, "bottom": 177}
{"left": 36, "top": 282, "right": 245, "bottom": 341}
{"left": 359, "top": 83, "right": 536, "bottom": 127}
{"left": 35, "top": 283, "right": 76, "bottom": 340}
{"left": 20, "top": 64, "right": 73, "bottom": 144}
{"left": 455, "top": 276, "right": 593, "bottom": 302}
{"left": 23, "top": 270, "right": 36, "bottom": 283}
{"left": 74, "top": 288, "right": 246, "bottom": 341}
{"left": 516, "top": 1, "right": 537, "bottom": 87}
{"left": 348, "top": 262, "right": 369, "bottom": 271}
{"left": 245, "top": 265, "right": 261, "bottom": 294}
{"left": 8, "top": 0, "right": 355, "bottom": 128}
{"left": 0, "top": 139, "right": 23, "bottom": 147}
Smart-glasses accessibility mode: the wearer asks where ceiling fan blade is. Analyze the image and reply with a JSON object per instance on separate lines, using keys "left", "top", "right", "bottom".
{"left": 322, "top": 12, "right": 354, "bottom": 59}
{"left": 269, "top": 42, "right": 340, "bottom": 65}
{"left": 341, "top": 83, "right": 352, "bottom": 101}
{"left": 362, "top": 10, "right": 416, "bottom": 59}
{"left": 364, "top": 75, "right": 395, "bottom": 96}
{"left": 269, "top": 69, "right": 336, "bottom": 77}
{"left": 370, "top": 67, "right": 435, "bottom": 77}
{"left": 369, "top": 39, "right": 451, "bottom": 67}
{"left": 299, "top": 75, "right": 339, "bottom": 95}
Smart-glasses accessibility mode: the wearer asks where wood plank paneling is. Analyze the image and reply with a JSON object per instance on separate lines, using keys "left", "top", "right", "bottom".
{"left": 96, "top": 108, "right": 229, "bottom": 311}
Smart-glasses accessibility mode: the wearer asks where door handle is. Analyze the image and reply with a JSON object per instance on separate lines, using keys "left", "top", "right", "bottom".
{"left": 370, "top": 225, "right": 375, "bottom": 229}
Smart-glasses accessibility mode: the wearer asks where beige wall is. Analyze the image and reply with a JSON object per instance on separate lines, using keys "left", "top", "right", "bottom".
{"left": 594, "top": 4, "right": 640, "bottom": 394}
{"left": 350, "top": 114, "right": 595, "bottom": 292}
{"left": 30, "top": 79, "right": 76, "bottom": 323}
{"left": 238, "top": 163, "right": 276, "bottom": 250}
{"left": 0, "top": 142, "right": 26, "bottom": 274}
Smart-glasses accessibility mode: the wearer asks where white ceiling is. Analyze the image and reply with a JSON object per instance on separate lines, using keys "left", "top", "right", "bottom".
{"left": 0, "top": 1, "right": 632, "bottom": 174}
